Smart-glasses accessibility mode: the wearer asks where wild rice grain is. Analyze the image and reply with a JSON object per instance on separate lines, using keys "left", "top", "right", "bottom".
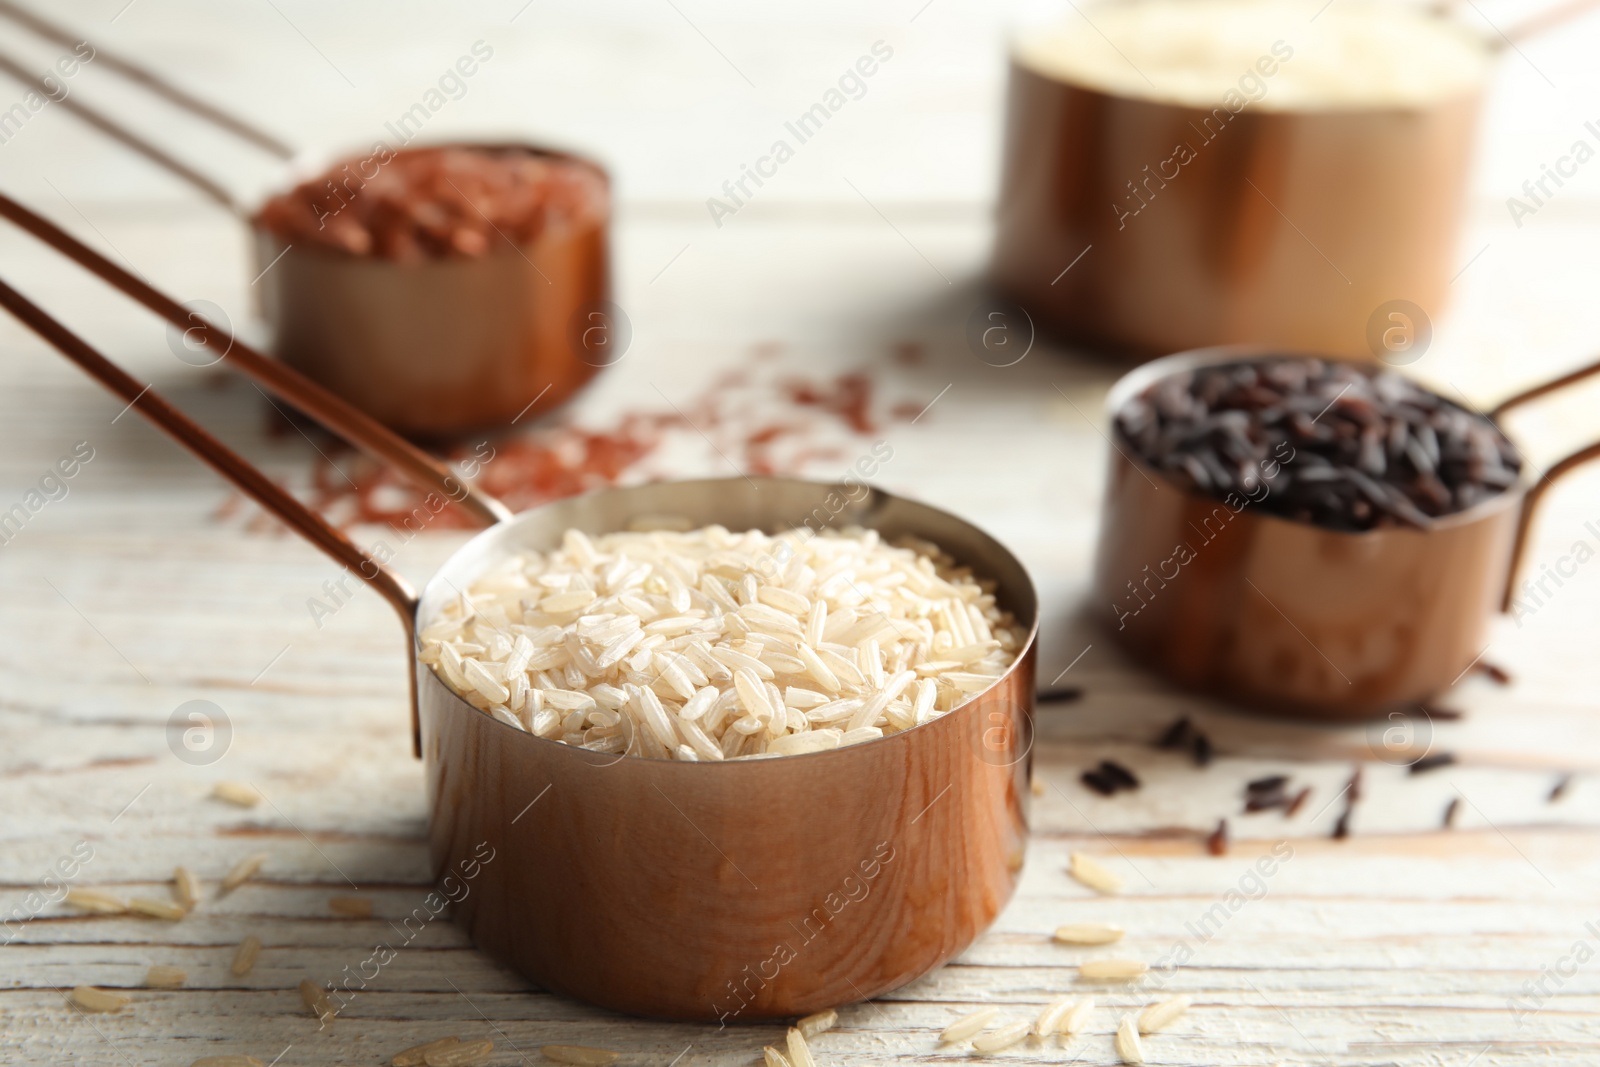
{"left": 425, "top": 1039, "right": 493, "bottom": 1067}
{"left": 130, "top": 897, "right": 186, "bottom": 921}
{"left": 940, "top": 1006, "right": 1000, "bottom": 1043}
{"left": 65, "top": 887, "right": 128, "bottom": 914}
{"left": 70, "top": 985, "right": 130, "bottom": 1012}
{"left": 540, "top": 1047, "right": 620, "bottom": 1067}
{"left": 1053, "top": 923, "right": 1125, "bottom": 945}
{"left": 1285, "top": 786, "right": 1312, "bottom": 818}
{"left": 222, "top": 853, "right": 268, "bottom": 891}
{"left": 231, "top": 935, "right": 262, "bottom": 976}
{"left": 1068, "top": 851, "right": 1124, "bottom": 894}
{"left": 1114, "top": 1015, "right": 1145, "bottom": 1064}
{"left": 1137, "top": 995, "right": 1191, "bottom": 1033}
{"left": 972, "top": 1019, "right": 1031, "bottom": 1053}
{"left": 1410, "top": 751, "right": 1457, "bottom": 774}
{"left": 211, "top": 781, "right": 261, "bottom": 808}
{"left": 796, "top": 1008, "right": 837, "bottom": 1038}
{"left": 1206, "top": 818, "right": 1229, "bottom": 857}
{"left": 785, "top": 1027, "right": 817, "bottom": 1067}
{"left": 299, "top": 978, "right": 335, "bottom": 1023}
{"left": 1079, "top": 958, "right": 1148, "bottom": 980}
{"left": 393, "top": 1037, "right": 461, "bottom": 1066}
{"left": 174, "top": 866, "right": 203, "bottom": 910}
{"left": 145, "top": 965, "right": 186, "bottom": 988}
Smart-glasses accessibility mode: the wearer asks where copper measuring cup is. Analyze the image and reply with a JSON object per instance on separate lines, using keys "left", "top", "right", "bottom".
{"left": 0, "top": 198, "right": 1041, "bottom": 1019}
{"left": 1092, "top": 346, "right": 1600, "bottom": 718}
{"left": 991, "top": 0, "right": 1596, "bottom": 360}
{"left": 0, "top": 1, "right": 611, "bottom": 438}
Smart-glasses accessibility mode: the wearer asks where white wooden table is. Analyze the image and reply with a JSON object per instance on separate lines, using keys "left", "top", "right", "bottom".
{"left": 3, "top": 2, "right": 1600, "bottom": 1064}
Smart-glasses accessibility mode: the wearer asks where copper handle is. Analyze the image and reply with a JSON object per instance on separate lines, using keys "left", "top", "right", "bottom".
{"left": 0, "top": 0, "right": 295, "bottom": 159}
{"left": 1497, "top": 0, "right": 1600, "bottom": 48}
{"left": 0, "top": 275, "right": 418, "bottom": 619}
{"left": 0, "top": 193, "right": 513, "bottom": 528}
{"left": 0, "top": 47, "right": 244, "bottom": 214}
{"left": 1491, "top": 353, "right": 1600, "bottom": 611}
{"left": 0, "top": 273, "right": 434, "bottom": 753}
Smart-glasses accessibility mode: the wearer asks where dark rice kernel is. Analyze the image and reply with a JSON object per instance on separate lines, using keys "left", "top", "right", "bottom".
{"left": 1098, "top": 760, "right": 1140, "bottom": 790}
{"left": 1114, "top": 358, "right": 1522, "bottom": 532}
{"left": 1081, "top": 769, "right": 1119, "bottom": 796}
{"left": 1206, "top": 818, "right": 1229, "bottom": 856}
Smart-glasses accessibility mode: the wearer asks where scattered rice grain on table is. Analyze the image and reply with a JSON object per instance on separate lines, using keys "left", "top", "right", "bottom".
{"left": 298, "top": 978, "right": 335, "bottom": 1023}
{"left": 797, "top": 1008, "right": 838, "bottom": 1038}
{"left": 211, "top": 781, "right": 261, "bottom": 807}
{"left": 785, "top": 1027, "right": 817, "bottom": 1067}
{"left": 65, "top": 887, "right": 128, "bottom": 914}
{"left": 129, "top": 897, "right": 186, "bottom": 921}
{"left": 1034, "top": 994, "right": 1077, "bottom": 1035}
{"left": 231, "top": 934, "right": 262, "bottom": 976}
{"left": 222, "top": 852, "right": 268, "bottom": 891}
{"left": 144, "top": 964, "right": 186, "bottom": 988}
{"left": 393, "top": 1037, "right": 461, "bottom": 1066}
{"left": 1062, "top": 995, "right": 1096, "bottom": 1035}
{"left": 70, "top": 985, "right": 130, "bottom": 1012}
{"left": 424, "top": 1038, "right": 493, "bottom": 1067}
{"left": 972, "top": 1019, "right": 1031, "bottom": 1053}
{"left": 1080, "top": 958, "right": 1149, "bottom": 980}
{"left": 329, "top": 895, "right": 373, "bottom": 918}
{"left": 1068, "top": 851, "right": 1124, "bottom": 894}
{"left": 761, "top": 1046, "right": 791, "bottom": 1067}
{"left": 1114, "top": 1015, "right": 1145, "bottom": 1064}
{"left": 541, "top": 1046, "right": 620, "bottom": 1066}
{"left": 940, "top": 1006, "right": 1000, "bottom": 1043}
{"left": 173, "top": 866, "right": 202, "bottom": 910}
{"left": 419, "top": 526, "right": 1023, "bottom": 761}
{"left": 1054, "top": 922, "right": 1124, "bottom": 944}
{"left": 1138, "top": 994, "right": 1191, "bottom": 1033}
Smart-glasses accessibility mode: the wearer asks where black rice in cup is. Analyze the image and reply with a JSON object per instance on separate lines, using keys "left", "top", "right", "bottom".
{"left": 1114, "top": 357, "right": 1522, "bottom": 531}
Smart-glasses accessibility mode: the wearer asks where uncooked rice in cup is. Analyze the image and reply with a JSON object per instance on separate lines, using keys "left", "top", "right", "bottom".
{"left": 419, "top": 525, "right": 1024, "bottom": 761}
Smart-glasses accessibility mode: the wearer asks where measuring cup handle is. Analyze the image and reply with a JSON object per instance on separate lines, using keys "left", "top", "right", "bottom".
{"left": 0, "top": 193, "right": 514, "bottom": 529}
{"left": 1495, "top": 0, "right": 1600, "bottom": 49}
{"left": 1491, "top": 352, "right": 1600, "bottom": 611}
{"left": 1500, "top": 440, "right": 1600, "bottom": 611}
{"left": 0, "top": 0, "right": 296, "bottom": 160}
{"left": 0, "top": 275, "right": 430, "bottom": 749}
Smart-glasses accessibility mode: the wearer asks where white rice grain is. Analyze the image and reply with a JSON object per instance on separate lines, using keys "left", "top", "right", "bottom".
{"left": 71, "top": 985, "right": 130, "bottom": 1012}
{"left": 940, "top": 1006, "right": 1000, "bottom": 1043}
{"left": 1079, "top": 958, "right": 1149, "bottom": 981}
{"left": 421, "top": 526, "right": 1023, "bottom": 762}
{"left": 1114, "top": 1015, "right": 1144, "bottom": 1064}
{"left": 1138, "top": 994, "right": 1191, "bottom": 1033}
{"left": 65, "top": 888, "right": 128, "bottom": 915}
{"left": 1068, "top": 852, "right": 1124, "bottom": 895}
{"left": 1062, "top": 995, "right": 1095, "bottom": 1035}
{"left": 796, "top": 1008, "right": 837, "bottom": 1038}
{"left": 972, "top": 1019, "right": 1030, "bottom": 1053}
{"left": 1053, "top": 923, "right": 1125, "bottom": 945}
{"left": 1034, "top": 994, "right": 1077, "bottom": 1035}
{"left": 222, "top": 852, "right": 268, "bottom": 892}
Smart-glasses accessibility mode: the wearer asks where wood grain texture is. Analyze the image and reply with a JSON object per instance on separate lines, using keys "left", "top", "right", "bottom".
{"left": 3, "top": 1, "right": 1600, "bottom": 1064}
